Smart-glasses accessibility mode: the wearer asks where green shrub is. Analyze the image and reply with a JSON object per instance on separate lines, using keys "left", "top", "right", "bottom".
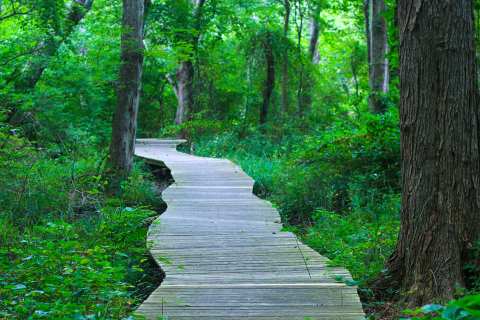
{"left": 0, "top": 127, "right": 163, "bottom": 319}
{"left": 303, "top": 199, "right": 400, "bottom": 284}
{"left": 403, "top": 294, "right": 480, "bottom": 320}
{"left": 0, "top": 127, "right": 160, "bottom": 227}
{"left": 0, "top": 207, "right": 156, "bottom": 319}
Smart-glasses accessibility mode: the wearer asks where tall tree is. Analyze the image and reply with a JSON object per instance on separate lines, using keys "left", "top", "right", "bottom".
{"left": 379, "top": 0, "right": 480, "bottom": 305}
{"left": 364, "top": 0, "right": 388, "bottom": 114}
{"left": 294, "top": 0, "right": 307, "bottom": 115}
{"left": 280, "top": 0, "right": 290, "bottom": 114}
{"left": 169, "top": 0, "right": 206, "bottom": 125}
{"left": 108, "top": 0, "right": 145, "bottom": 192}
{"left": 307, "top": 12, "right": 320, "bottom": 63}
{"left": 260, "top": 31, "right": 275, "bottom": 125}
{"left": 299, "top": 3, "right": 321, "bottom": 112}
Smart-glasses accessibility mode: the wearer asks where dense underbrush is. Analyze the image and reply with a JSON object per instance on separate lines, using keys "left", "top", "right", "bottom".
{"left": 0, "top": 127, "right": 163, "bottom": 319}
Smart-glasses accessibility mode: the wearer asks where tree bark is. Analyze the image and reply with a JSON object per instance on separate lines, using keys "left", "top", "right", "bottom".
{"left": 108, "top": 0, "right": 145, "bottom": 193}
{"left": 294, "top": 0, "right": 306, "bottom": 115}
{"left": 381, "top": 0, "right": 480, "bottom": 306}
{"left": 174, "top": 60, "right": 194, "bottom": 125}
{"left": 172, "top": 0, "right": 206, "bottom": 125}
{"left": 365, "top": 0, "right": 389, "bottom": 114}
{"left": 260, "top": 32, "right": 275, "bottom": 125}
{"left": 280, "top": 0, "right": 290, "bottom": 115}
{"left": 308, "top": 15, "right": 320, "bottom": 63}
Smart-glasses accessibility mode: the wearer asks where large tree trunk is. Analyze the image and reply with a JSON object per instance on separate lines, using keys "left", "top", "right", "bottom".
{"left": 365, "top": 0, "right": 389, "bottom": 114}
{"left": 108, "top": 0, "right": 145, "bottom": 193}
{"left": 380, "top": 0, "right": 480, "bottom": 306}
{"left": 280, "top": 0, "right": 290, "bottom": 115}
{"left": 171, "top": 0, "right": 206, "bottom": 125}
{"left": 260, "top": 32, "right": 275, "bottom": 125}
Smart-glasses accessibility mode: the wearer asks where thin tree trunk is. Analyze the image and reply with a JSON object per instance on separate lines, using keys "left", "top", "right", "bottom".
{"left": 308, "top": 15, "right": 320, "bottom": 63}
{"left": 294, "top": 0, "right": 306, "bottom": 115}
{"left": 174, "top": 60, "right": 194, "bottom": 125}
{"left": 379, "top": 0, "right": 480, "bottom": 306}
{"left": 300, "top": 11, "right": 320, "bottom": 112}
{"left": 475, "top": 2, "right": 480, "bottom": 83}
{"left": 172, "top": 0, "right": 206, "bottom": 125}
{"left": 280, "top": 0, "right": 290, "bottom": 115}
{"left": 108, "top": 0, "right": 145, "bottom": 193}
{"left": 365, "top": 0, "right": 389, "bottom": 114}
{"left": 260, "top": 32, "right": 275, "bottom": 125}
{"left": 364, "top": 0, "right": 371, "bottom": 76}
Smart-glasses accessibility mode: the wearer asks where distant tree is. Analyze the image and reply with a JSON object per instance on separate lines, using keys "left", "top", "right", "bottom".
{"left": 280, "top": 0, "right": 290, "bottom": 115}
{"left": 260, "top": 31, "right": 275, "bottom": 125}
{"left": 300, "top": 0, "right": 321, "bottom": 113}
{"left": 364, "top": 0, "right": 388, "bottom": 113}
{"left": 307, "top": 9, "right": 320, "bottom": 64}
{"left": 168, "top": 0, "right": 206, "bottom": 125}
{"left": 108, "top": 0, "right": 145, "bottom": 193}
{"left": 294, "top": 0, "right": 307, "bottom": 115}
{"left": 378, "top": 0, "right": 480, "bottom": 305}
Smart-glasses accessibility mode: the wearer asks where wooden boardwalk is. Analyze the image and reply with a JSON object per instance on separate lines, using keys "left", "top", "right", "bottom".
{"left": 135, "top": 139, "right": 365, "bottom": 320}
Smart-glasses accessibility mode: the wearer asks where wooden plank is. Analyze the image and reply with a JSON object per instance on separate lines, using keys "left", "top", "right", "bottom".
{"left": 134, "top": 139, "right": 364, "bottom": 319}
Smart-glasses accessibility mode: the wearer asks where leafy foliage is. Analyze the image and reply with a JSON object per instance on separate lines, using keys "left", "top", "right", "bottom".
{"left": 0, "top": 124, "right": 161, "bottom": 319}
{"left": 0, "top": 207, "right": 155, "bottom": 319}
{"left": 403, "top": 295, "right": 480, "bottom": 320}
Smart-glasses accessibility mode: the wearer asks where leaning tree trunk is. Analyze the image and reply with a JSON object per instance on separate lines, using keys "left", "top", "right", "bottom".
{"left": 380, "top": 0, "right": 480, "bottom": 306}
{"left": 280, "top": 0, "right": 290, "bottom": 115}
{"left": 365, "top": 0, "right": 389, "bottom": 114}
{"left": 108, "top": 0, "right": 145, "bottom": 193}
{"left": 260, "top": 32, "right": 275, "bottom": 125}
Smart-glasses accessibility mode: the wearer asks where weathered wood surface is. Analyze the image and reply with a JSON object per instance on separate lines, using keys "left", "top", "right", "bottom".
{"left": 135, "top": 139, "right": 365, "bottom": 319}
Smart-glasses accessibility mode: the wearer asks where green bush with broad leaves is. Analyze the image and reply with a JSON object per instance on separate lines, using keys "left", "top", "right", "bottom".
{"left": 0, "top": 207, "right": 156, "bottom": 319}
{"left": 0, "top": 125, "right": 162, "bottom": 319}
{"left": 402, "top": 294, "right": 480, "bottom": 320}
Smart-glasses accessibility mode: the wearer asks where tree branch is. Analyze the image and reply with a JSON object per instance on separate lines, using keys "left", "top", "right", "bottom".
{"left": 0, "top": 1, "right": 31, "bottom": 22}
{"left": 166, "top": 73, "right": 179, "bottom": 98}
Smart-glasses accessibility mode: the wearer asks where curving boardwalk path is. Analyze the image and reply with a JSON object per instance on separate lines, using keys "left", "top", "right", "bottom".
{"left": 135, "top": 139, "right": 365, "bottom": 320}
